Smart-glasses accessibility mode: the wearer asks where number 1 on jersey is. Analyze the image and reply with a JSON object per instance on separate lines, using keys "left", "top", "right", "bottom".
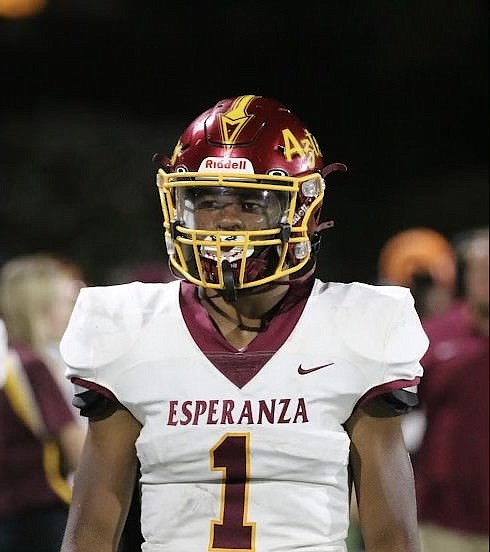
{"left": 209, "top": 433, "right": 256, "bottom": 551}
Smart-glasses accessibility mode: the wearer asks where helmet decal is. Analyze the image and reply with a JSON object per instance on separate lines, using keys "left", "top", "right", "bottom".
{"left": 218, "top": 95, "right": 256, "bottom": 144}
{"left": 170, "top": 140, "right": 183, "bottom": 166}
{"left": 282, "top": 128, "right": 322, "bottom": 169}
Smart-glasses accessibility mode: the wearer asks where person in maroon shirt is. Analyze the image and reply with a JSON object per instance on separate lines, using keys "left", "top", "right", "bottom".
{"left": 0, "top": 345, "right": 82, "bottom": 552}
{"left": 414, "top": 227, "right": 489, "bottom": 552}
{"left": 0, "top": 254, "right": 85, "bottom": 552}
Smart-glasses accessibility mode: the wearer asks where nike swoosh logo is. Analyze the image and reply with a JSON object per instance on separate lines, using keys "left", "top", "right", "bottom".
{"left": 297, "top": 362, "right": 334, "bottom": 375}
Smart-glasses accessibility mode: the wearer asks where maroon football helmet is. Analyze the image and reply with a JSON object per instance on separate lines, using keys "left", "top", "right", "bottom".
{"left": 155, "top": 95, "right": 346, "bottom": 295}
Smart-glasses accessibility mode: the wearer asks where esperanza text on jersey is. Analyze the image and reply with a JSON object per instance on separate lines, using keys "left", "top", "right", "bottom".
{"left": 167, "top": 398, "right": 309, "bottom": 426}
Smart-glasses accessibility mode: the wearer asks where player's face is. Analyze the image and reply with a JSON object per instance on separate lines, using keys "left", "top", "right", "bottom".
{"left": 179, "top": 186, "right": 285, "bottom": 232}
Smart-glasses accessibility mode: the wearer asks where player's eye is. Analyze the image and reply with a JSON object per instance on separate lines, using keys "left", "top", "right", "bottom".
{"left": 242, "top": 201, "right": 265, "bottom": 213}
{"left": 195, "top": 198, "right": 221, "bottom": 210}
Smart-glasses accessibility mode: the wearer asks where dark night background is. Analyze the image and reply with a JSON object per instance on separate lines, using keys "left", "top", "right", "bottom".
{"left": 0, "top": 0, "right": 488, "bottom": 285}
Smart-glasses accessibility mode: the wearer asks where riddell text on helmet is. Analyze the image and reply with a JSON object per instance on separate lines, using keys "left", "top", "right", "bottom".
{"left": 199, "top": 157, "right": 254, "bottom": 173}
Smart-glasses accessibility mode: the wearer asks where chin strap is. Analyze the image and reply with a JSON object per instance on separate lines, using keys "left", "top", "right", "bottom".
{"left": 221, "top": 260, "right": 238, "bottom": 303}
{"left": 311, "top": 221, "right": 335, "bottom": 255}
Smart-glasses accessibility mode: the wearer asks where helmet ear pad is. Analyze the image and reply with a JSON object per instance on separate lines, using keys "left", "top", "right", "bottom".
{"left": 287, "top": 194, "right": 324, "bottom": 263}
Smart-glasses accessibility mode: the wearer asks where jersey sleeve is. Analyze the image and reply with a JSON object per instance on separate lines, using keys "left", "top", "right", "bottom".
{"left": 383, "top": 286, "right": 429, "bottom": 379}
{"left": 334, "top": 283, "right": 429, "bottom": 404}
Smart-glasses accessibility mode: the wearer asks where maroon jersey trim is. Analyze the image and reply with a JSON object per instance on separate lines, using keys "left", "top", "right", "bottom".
{"left": 356, "top": 377, "right": 421, "bottom": 409}
{"left": 179, "top": 280, "right": 314, "bottom": 388}
{"left": 71, "top": 376, "right": 119, "bottom": 402}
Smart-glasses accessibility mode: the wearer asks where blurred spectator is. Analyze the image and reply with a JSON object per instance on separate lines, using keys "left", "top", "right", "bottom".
{"left": 413, "top": 227, "right": 489, "bottom": 552}
{"left": 347, "top": 226, "right": 459, "bottom": 552}
{"left": 0, "top": 254, "right": 86, "bottom": 418}
{"left": 376, "top": 227, "right": 458, "bottom": 451}
{"left": 0, "top": 253, "right": 86, "bottom": 552}
{"left": 377, "top": 227, "right": 457, "bottom": 318}
{"left": 374, "top": 226, "right": 489, "bottom": 551}
{"left": 0, "top": 319, "right": 7, "bottom": 388}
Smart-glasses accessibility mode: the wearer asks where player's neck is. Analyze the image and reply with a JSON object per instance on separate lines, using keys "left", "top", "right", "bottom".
{"left": 199, "top": 284, "right": 289, "bottom": 349}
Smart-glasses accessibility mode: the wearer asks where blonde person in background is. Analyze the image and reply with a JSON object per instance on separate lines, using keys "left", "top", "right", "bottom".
{"left": 0, "top": 253, "right": 86, "bottom": 552}
{"left": 0, "top": 319, "right": 7, "bottom": 388}
{"left": 0, "top": 254, "right": 86, "bottom": 416}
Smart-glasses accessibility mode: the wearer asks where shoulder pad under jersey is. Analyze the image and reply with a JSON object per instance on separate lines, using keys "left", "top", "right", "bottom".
{"left": 326, "top": 282, "right": 429, "bottom": 367}
{"left": 60, "top": 280, "right": 180, "bottom": 378}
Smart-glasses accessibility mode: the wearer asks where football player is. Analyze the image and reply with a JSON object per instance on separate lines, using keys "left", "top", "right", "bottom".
{"left": 60, "top": 95, "right": 428, "bottom": 552}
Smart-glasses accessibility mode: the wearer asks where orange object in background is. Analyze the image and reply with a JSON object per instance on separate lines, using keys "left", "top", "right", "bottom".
{"left": 0, "top": 0, "right": 47, "bottom": 18}
{"left": 378, "top": 227, "right": 456, "bottom": 290}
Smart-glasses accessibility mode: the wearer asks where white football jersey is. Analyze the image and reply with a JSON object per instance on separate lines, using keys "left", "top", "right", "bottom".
{"left": 60, "top": 279, "right": 428, "bottom": 552}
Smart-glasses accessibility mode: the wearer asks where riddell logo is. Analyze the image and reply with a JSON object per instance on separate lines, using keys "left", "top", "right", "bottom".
{"left": 199, "top": 157, "right": 254, "bottom": 174}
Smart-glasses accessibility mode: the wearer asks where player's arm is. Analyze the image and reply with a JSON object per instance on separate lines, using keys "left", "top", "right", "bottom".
{"left": 60, "top": 407, "right": 141, "bottom": 552}
{"left": 345, "top": 399, "right": 420, "bottom": 552}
